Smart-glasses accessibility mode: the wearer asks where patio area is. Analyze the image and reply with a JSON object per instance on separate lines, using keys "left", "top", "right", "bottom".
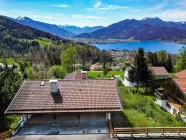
{"left": 17, "top": 113, "right": 109, "bottom": 135}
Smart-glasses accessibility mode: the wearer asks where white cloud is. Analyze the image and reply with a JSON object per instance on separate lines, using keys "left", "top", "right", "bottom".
{"left": 150, "top": 0, "right": 167, "bottom": 11}
{"left": 52, "top": 4, "right": 71, "bottom": 8}
{"left": 87, "top": 2, "right": 129, "bottom": 11}
{"left": 71, "top": 14, "right": 109, "bottom": 20}
{"left": 159, "top": 8, "right": 186, "bottom": 21}
{"left": 93, "top": 2, "right": 101, "bottom": 8}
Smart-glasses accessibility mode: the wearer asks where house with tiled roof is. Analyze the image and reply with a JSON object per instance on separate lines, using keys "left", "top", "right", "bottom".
{"left": 90, "top": 64, "right": 100, "bottom": 71}
{"left": 174, "top": 69, "right": 186, "bottom": 79}
{"left": 64, "top": 71, "right": 87, "bottom": 80}
{"left": 5, "top": 79, "right": 122, "bottom": 135}
{"left": 155, "top": 69, "right": 186, "bottom": 119}
{"left": 150, "top": 67, "right": 169, "bottom": 79}
{"left": 123, "top": 66, "right": 169, "bottom": 87}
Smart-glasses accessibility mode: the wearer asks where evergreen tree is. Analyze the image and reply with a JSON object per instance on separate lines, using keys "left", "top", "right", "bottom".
{"left": 128, "top": 48, "right": 154, "bottom": 92}
{"left": 147, "top": 52, "right": 154, "bottom": 65}
{"left": 166, "top": 54, "right": 173, "bottom": 72}
{"left": 153, "top": 53, "right": 159, "bottom": 66}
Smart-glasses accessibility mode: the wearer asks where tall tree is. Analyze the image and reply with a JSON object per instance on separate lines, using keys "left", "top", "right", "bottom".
{"left": 174, "top": 47, "right": 186, "bottom": 72}
{"left": 153, "top": 53, "right": 159, "bottom": 66}
{"left": 128, "top": 48, "right": 153, "bottom": 92}
{"left": 146, "top": 52, "right": 154, "bottom": 65}
{"left": 77, "top": 45, "right": 88, "bottom": 70}
{"left": 100, "top": 50, "right": 112, "bottom": 76}
{"left": 157, "top": 50, "right": 167, "bottom": 66}
{"left": 61, "top": 47, "right": 77, "bottom": 73}
{"left": 166, "top": 54, "right": 173, "bottom": 72}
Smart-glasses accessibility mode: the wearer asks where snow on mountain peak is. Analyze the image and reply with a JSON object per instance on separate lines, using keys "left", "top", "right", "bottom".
{"left": 141, "top": 17, "right": 160, "bottom": 21}
{"left": 16, "top": 16, "right": 31, "bottom": 21}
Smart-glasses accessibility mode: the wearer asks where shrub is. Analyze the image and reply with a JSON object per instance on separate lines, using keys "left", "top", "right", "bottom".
{"left": 49, "top": 65, "right": 66, "bottom": 79}
{"left": 117, "top": 79, "right": 123, "bottom": 87}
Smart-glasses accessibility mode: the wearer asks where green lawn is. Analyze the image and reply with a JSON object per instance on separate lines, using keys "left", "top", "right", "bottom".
{"left": 112, "top": 86, "right": 186, "bottom": 127}
{"left": 87, "top": 71, "right": 124, "bottom": 80}
{"left": 0, "top": 58, "right": 15, "bottom": 64}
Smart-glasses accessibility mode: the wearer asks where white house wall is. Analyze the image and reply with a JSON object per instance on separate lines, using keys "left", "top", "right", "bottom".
{"left": 123, "top": 70, "right": 137, "bottom": 87}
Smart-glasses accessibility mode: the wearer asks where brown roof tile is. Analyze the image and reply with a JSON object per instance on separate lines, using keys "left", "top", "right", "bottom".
{"left": 150, "top": 67, "right": 169, "bottom": 76}
{"left": 5, "top": 80, "right": 122, "bottom": 114}
{"left": 174, "top": 69, "right": 186, "bottom": 78}
{"left": 173, "top": 78, "right": 186, "bottom": 95}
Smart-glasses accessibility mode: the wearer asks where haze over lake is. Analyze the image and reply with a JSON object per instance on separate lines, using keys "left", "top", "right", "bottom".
{"left": 94, "top": 41, "right": 186, "bottom": 54}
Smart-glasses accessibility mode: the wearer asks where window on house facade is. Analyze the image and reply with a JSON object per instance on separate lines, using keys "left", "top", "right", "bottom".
{"left": 166, "top": 101, "right": 171, "bottom": 109}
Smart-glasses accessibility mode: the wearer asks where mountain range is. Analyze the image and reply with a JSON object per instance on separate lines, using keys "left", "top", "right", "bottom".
{"left": 6, "top": 16, "right": 186, "bottom": 42}
{"left": 74, "top": 17, "right": 186, "bottom": 41}
{"left": 140, "top": 17, "right": 186, "bottom": 30}
{"left": 10, "top": 16, "right": 104, "bottom": 38}
{"left": 59, "top": 25, "right": 104, "bottom": 34}
{"left": 12, "top": 16, "right": 75, "bottom": 38}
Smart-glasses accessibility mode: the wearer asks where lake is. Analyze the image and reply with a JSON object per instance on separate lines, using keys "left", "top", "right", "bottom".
{"left": 94, "top": 41, "right": 186, "bottom": 54}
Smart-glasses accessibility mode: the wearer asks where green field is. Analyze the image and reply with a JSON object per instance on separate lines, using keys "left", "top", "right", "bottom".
{"left": 34, "top": 38, "right": 51, "bottom": 47}
{"left": 112, "top": 86, "right": 185, "bottom": 127}
{"left": 87, "top": 71, "right": 124, "bottom": 79}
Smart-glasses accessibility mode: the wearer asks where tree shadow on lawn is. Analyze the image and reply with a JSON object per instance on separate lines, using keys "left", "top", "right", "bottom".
{"left": 112, "top": 112, "right": 133, "bottom": 128}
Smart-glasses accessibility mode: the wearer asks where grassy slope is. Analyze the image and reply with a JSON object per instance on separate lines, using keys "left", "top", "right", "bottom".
{"left": 112, "top": 86, "right": 185, "bottom": 127}
{"left": 34, "top": 37, "right": 51, "bottom": 47}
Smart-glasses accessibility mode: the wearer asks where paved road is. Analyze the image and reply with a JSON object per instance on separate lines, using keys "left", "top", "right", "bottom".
{"left": 11, "top": 134, "right": 114, "bottom": 140}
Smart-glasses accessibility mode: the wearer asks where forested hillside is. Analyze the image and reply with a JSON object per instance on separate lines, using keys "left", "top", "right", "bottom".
{"left": 0, "top": 16, "right": 100, "bottom": 64}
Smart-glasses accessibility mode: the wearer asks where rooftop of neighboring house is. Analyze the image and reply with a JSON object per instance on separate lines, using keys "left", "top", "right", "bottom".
{"left": 174, "top": 69, "right": 186, "bottom": 78}
{"left": 5, "top": 79, "right": 122, "bottom": 114}
{"left": 173, "top": 78, "right": 186, "bottom": 96}
{"left": 64, "top": 71, "right": 87, "bottom": 80}
{"left": 150, "top": 67, "right": 169, "bottom": 76}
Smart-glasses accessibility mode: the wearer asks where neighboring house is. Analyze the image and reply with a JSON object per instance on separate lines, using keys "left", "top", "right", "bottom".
{"left": 154, "top": 69, "right": 186, "bottom": 119}
{"left": 123, "top": 66, "right": 169, "bottom": 87}
{"left": 123, "top": 67, "right": 137, "bottom": 87}
{"left": 174, "top": 69, "right": 186, "bottom": 78}
{"left": 64, "top": 71, "right": 87, "bottom": 80}
{"left": 5, "top": 79, "right": 122, "bottom": 134}
{"left": 90, "top": 64, "right": 100, "bottom": 71}
{"left": 150, "top": 67, "right": 169, "bottom": 79}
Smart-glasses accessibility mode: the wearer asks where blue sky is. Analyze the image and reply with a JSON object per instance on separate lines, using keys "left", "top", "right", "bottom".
{"left": 0, "top": 0, "right": 186, "bottom": 27}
